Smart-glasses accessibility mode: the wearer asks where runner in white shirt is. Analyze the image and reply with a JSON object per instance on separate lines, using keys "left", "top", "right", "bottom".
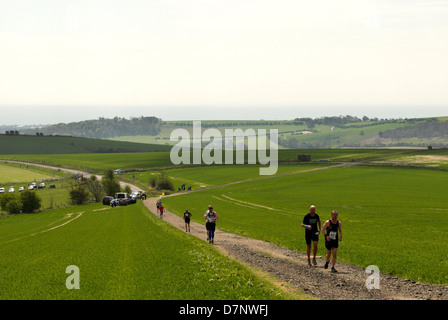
{"left": 204, "top": 205, "right": 219, "bottom": 244}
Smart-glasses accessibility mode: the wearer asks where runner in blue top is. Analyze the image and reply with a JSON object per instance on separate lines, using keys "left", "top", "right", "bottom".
{"left": 204, "top": 205, "right": 219, "bottom": 244}
{"left": 301, "top": 205, "right": 321, "bottom": 266}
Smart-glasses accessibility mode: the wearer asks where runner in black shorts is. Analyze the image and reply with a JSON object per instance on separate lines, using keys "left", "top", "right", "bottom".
{"left": 321, "top": 210, "right": 343, "bottom": 273}
{"left": 184, "top": 210, "right": 192, "bottom": 233}
{"left": 301, "top": 205, "right": 321, "bottom": 266}
{"left": 204, "top": 205, "right": 219, "bottom": 244}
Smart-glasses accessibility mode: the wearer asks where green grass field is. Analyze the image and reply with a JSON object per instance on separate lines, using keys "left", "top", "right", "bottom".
{"left": 0, "top": 202, "right": 300, "bottom": 300}
{"left": 162, "top": 164, "right": 448, "bottom": 285}
{"left": 2, "top": 148, "right": 443, "bottom": 174}
{"left": 125, "top": 163, "right": 328, "bottom": 191}
{"left": 0, "top": 162, "right": 58, "bottom": 184}
{"left": 0, "top": 153, "right": 174, "bottom": 174}
{"left": 0, "top": 134, "right": 172, "bottom": 155}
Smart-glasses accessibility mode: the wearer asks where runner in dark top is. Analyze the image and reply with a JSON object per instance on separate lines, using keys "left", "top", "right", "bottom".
{"left": 184, "top": 210, "right": 192, "bottom": 233}
{"left": 204, "top": 205, "right": 219, "bottom": 244}
{"left": 301, "top": 205, "right": 321, "bottom": 266}
{"left": 321, "top": 210, "right": 343, "bottom": 273}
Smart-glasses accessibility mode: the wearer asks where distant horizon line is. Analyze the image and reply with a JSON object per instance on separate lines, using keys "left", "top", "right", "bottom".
{"left": 2, "top": 114, "right": 447, "bottom": 128}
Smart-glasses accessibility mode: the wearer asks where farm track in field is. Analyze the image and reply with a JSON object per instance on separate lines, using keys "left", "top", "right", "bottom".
{"left": 7, "top": 160, "right": 448, "bottom": 300}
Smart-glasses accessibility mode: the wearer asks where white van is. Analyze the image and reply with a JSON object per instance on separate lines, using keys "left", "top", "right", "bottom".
{"left": 0, "top": 188, "right": 4, "bottom": 193}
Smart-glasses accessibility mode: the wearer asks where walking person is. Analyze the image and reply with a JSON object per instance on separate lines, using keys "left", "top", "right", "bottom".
{"left": 204, "top": 205, "right": 219, "bottom": 244}
{"left": 156, "top": 199, "right": 162, "bottom": 213}
{"left": 301, "top": 205, "right": 321, "bottom": 266}
{"left": 321, "top": 210, "right": 343, "bottom": 273}
{"left": 184, "top": 210, "right": 192, "bottom": 232}
{"left": 159, "top": 204, "right": 165, "bottom": 219}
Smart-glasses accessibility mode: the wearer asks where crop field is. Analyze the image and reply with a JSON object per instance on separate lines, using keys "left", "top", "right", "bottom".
{"left": 0, "top": 162, "right": 57, "bottom": 184}
{"left": 0, "top": 202, "right": 297, "bottom": 300}
{"left": 0, "top": 153, "right": 174, "bottom": 173}
{"left": 125, "top": 163, "right": 328, "bottom": 191}
{"left": 162, "top": 164, "right": 448, "bottom": 285}
{"left": 0, "top": 134, "right": 172, "bottom": 155}
{"left": 1, "top": 148, "right": 441, "bottom": 174}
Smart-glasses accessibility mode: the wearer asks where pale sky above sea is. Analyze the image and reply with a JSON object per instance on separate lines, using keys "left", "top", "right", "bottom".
{"left": 1, "top": 0, "right": 447, "bottom": 125}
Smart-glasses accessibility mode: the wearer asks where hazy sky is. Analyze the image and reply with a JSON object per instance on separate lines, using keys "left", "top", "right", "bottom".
{"left": 1, "top": 0, "right": 447, "bottom": 125}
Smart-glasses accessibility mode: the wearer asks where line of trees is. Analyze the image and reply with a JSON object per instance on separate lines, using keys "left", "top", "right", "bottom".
{"left": 380, "top": 119, "right": 448, "bottom": 139}
{"left": 0, "top": 191, "right": 42, "bottom": 214}
{"left": 68, "top": 170, "right": 122, "bottom": 205}
{"left": 4, "top": 130, "right": 20, "bottom": 135}
{"left": 25, "top": 116, "right": 162, "bottom": 139}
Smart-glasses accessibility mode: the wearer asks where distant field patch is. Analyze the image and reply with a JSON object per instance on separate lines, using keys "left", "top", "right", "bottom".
{"left": 374, "top": 154, "right": 448, "bottom": 169}
{"left": 401, "top": 155, "right": 448, "bottom": 165}
{"left": 0, "top": 163, "right": 55, "bottom": 184}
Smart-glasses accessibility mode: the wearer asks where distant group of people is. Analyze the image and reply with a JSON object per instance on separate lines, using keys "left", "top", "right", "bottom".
{"left": 156, "top": 199, "right": 342, "bottom": 270}
{"left": 178, "top": 184, "right": 192, "bottom": 192}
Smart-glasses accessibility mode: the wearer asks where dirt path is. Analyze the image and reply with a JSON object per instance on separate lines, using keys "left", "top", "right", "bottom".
{"left": 8, "top": 160, "right": 448, "bottom": 300}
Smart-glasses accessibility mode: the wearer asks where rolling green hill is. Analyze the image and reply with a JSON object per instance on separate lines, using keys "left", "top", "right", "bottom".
{"left": 7, "top": 115, "right": 448, "bottom": 150}
{"left": 0, "top": 134, "right": 172, "bottom": 155}
{"left": 111, "top": 116, "right": 448, "bottom": 149}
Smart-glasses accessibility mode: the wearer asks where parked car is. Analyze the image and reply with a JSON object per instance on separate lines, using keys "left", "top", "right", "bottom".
{"left": 28, "top": 185, "right": 35, "bottom": 190}
{"left": 38, "top": 183, "right": 46, "bottom": 189}
{"left": 0, "top": 188, "right": 4, "bottom": 193}
{"left": 18, "top": 187, "right": 25, "bottom": 192}
{"left": 129, "top": 191, "right": 147, "bottom": 200}
{"left": 102, "top": 196, "right": 114, "bottom": 205}
{"left": 115, "top": 192, "right": 128, "bottom": 199}
{"left": 8, "top": 187, "right": 15, "bottom": 193}
{"left": 30, "top": 182, "right": 37, "bottom": 187}
{"left": 118, "top": 198, "right": 129, "bottom": 206}
{"left": 129, "top": 192, "right": 141, "bottom": 200}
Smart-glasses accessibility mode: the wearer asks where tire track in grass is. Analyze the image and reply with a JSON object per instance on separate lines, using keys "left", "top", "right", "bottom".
{"left": 0, "top": 214, "right": 74, "bottom": 242}
{"left": 212, "top": 195, "right": 293, "bottom": 217}
{"left": 0, "top": 212, "right": 84, "bottom": 244}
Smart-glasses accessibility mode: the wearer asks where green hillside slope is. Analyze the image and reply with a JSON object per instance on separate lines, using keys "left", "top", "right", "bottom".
{"left": 0, "top": 135, "right": 172, "bottom": 155}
